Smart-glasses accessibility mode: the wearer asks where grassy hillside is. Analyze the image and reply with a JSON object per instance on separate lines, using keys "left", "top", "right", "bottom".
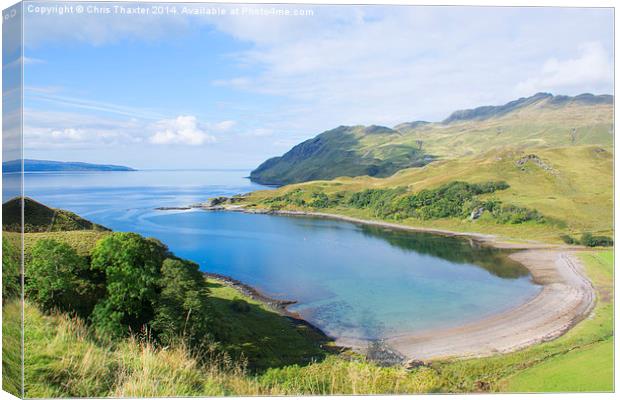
{"left": 500, "top": 251, "right": 614, "bottom": 392}
{"left": 244, "top": 145, "right": 613, "bottom": 242}
{"left": 14, "top": 248, "right": 613, "bottom": 396}
{"left": 250, "top": 93, "right": 612, "bottom": 185}
{"left": 250, "top": 125, "right": 429, "bottom": 185}
{"left": 4, "top": 202, "right": 613, "bottom": 395}
{"left": 3, "top": 197, "right": 109, "bottom": 233}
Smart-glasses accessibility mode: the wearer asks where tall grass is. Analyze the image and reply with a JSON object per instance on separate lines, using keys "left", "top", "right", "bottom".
{"left": 23, "top": 302, "right": 439, "bottom": 397}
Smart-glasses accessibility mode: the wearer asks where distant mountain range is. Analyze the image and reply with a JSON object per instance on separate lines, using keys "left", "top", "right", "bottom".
{"left": 3, "top": 159, "right": 135, "bottom": 173}
{"left": 250, "top": 93, "right": 613, "bottom": 185}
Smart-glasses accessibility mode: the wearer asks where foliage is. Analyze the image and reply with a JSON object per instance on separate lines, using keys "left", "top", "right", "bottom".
{"left": 2, "top": 238, "right": 21, "bottom": 301}
{"left": 90, "top": 232, "right": 168, "bottom": 337}
{"left": 262, "top": 181, "right": 545, "bottom": 226}
{"left": 560, "top": 234, "right": 577, "bottom": 245}
{"left": 230, "top": 298, "right": 251, "bottom": 313}
{"left": 152, "top": 258, "right": 213, "bottom": 351}
{"left": 580, "top": 232, "right": 613, "bottom": 247}
{"left": 25, "top": 239, "right": 103, "bottom": 318}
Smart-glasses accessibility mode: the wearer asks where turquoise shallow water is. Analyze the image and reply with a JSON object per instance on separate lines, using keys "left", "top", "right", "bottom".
{"left": 21, "top": 169, "right": 540, "bottom": 340}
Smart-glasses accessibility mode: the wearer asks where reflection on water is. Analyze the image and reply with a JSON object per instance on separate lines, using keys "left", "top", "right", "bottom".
{"left": 359, "top": 225, "right": 529, "bottom": 279}
{"left": 22, "top": 170, "right": 541, "bottom": 341}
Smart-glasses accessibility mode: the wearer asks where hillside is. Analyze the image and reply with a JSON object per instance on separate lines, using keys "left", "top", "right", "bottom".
{"left": 250, "top": 93, "right": 612, "bottom": 185}
{"left": 3, "top": 202, "right": 613, "bottom": 396}
{"left": 244, "top": 145, "right": 613, "bottom": 242}
{"left": 250, "top": 125, "right": 431, "bottom": 185}
{"left": 2, "top": 159, "right": 135, "bottom": 173}
{"left": 2, "top": 197, "right": 109, "bottom": 233}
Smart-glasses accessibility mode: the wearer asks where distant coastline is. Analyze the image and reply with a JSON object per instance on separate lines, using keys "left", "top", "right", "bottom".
{"left": 3, "top": 159, "right": 136, "bottom": 172}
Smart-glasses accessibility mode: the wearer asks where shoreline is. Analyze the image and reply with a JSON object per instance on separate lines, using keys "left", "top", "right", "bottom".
{"left": 202, "top": 271, "right": 336, "bottom": 347}
{"left": 165, "top": 204, "right": 596, "bottom": 362}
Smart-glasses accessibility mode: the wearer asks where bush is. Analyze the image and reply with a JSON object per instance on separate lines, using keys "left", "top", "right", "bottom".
{"left": 152, "top": 258, "right": 213, "bottom": 350}
{"left": 560, "top": 234, "right": 577, "bottom": 245}
{"left": 2, "top": 238, "right": 21, "bottom": 302}
{"left": 580, "top": 232, "right": 614, "bottom": 247}
{"left": 230, "top": 298, "right": 251, "bottom": 313}
{"left": 90, "top": 233, "right": 167, "bottom": 337}
{"left": 25, "top": 239, "right": 102, "bottom": 317}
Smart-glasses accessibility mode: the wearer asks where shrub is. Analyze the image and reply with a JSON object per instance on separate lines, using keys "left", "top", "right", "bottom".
{"left": 580, "top": 232, "right": 614, "bottom": 247}
{"left": 152, "top": 258, "right": 213, "bottom": 350}
{"left": 90, "top": 232, "right": 167, "bottom": 337}
{"left": 230, "top": 298, "right": 251, "bottom": 313}
{"left": 25, "top": 239, "right": 102, "bottom": 317}
{"left": 2, "top": 238, "right": 21, "bottom": 302}
{"left": 560, "top": 234, "right": 577, "bottom": 245}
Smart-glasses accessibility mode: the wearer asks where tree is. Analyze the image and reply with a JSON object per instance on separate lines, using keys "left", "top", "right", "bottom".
{"left": 152, "top": 258, "right": 213, "bottom": 350}
{"left": 25, "top": 239, "right": 100, "bottom": 317}
{"left": 90, "top": 232, "right": 167, "bottom": 337}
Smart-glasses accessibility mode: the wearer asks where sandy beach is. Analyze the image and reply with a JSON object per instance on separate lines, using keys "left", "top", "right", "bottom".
{"left": 257, "top": 211, "right": 596, "bottom": 361}
{"left": 189, "top": 205, "right": 597, "bottom": 362}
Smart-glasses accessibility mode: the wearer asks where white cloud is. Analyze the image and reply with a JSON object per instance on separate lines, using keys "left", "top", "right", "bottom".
{"left": 213, "top": 120, "right": 236, "bottom": 132}
{"left": 150, "top": 115, "right": 215, "bottom": 146}
{"left": 23, "top": 109, "right": 148, "bottom": 149}
{"left": 516, "top": 42, "right": 613, "bottom": 96}
{"left": 209, "top": 7, "right": 613, "bottom": 128}
{"left": 50, "top": 128, "right": 84, "bottom": 141}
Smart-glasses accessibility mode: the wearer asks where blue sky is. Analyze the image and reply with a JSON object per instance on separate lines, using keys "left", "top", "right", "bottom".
{"left": 21, "top": 2, "right": 614, "bottom": 169}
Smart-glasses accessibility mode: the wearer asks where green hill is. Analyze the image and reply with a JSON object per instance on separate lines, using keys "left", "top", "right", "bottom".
{"left": 2, "top": 197, "right": 109, "bottom": 233}
{"left": 250, "top": 93, "right": 612, "bottom": 185}
{"left": 245, "top": 145, "right": 613, "bottom": 242}
{"left": 250, "top": 125, "right": 431, "bottom": 185}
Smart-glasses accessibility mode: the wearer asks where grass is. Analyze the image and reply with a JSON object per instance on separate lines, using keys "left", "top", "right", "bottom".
{"left": 493, "top": 250, "right": 614, "bottom": 392}
{"left": 245, "top": 145, "right": 613, "bottom": 242}
{"left": 23, "top": 230, "right": 111, "bottom": 258}
{"left": 250, "top": 96, "right": 612, "bottom": 185}
{"left": 20, "top": 291, "right": 438, "bottom": 397}
{"left": 2, "top": 301, "right": 22, "bottom": 397}
{"left": 503, "top": 340, "right": 613, "bottom": 392}
{"left": 205, "top": 279, "right": 327, "bottom": 371}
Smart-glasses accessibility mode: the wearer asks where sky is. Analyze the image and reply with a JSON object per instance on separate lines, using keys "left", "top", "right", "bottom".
{"left": 19, "top": 2, "right": 614, "bottom": 169}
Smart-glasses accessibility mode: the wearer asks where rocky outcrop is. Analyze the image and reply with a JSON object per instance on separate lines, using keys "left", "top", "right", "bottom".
{"left": 515, "top": 154, "right": 555, "bottom": 173}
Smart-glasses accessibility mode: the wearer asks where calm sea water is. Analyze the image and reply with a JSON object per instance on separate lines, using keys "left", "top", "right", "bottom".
{"left": 21, "top": 170, "right": 540, "bottom": 340}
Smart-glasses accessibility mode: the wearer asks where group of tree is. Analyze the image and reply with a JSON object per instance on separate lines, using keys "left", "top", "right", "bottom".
{"left": 264, "top": 181, "right": 546, "bottom": 225}
{"left": 24, "top": 232, "right": 215, "bottom": 352}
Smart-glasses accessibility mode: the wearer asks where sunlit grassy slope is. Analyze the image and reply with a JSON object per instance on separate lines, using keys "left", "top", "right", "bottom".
{"left": 246, "top": 144, "right": 613, "bottom": 242}
{"left": 19, "top": 248, "right": 613, "bottom": 396}
{"left": 250, "top": 93, "right": 612, "bottom": 185}
{"left": 500, "top": 251, "right": 614, "bottom": 392}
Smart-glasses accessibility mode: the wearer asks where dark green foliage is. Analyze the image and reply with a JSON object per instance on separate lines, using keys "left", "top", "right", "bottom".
{"left": 152, "top": 258, "right": 213, "bottom": 350}
{"left": 25, "top": 239, "right": 102, "bottom": 317}
{"left": 347, "top": 181, "right": 514, "bottom": 221}
{"left": 2, "top": 238, "right": 21, "bottom": 301}
{"left": 230, "top": 298, "right": 251, "bottom": 313}
{"left": 580, "top": 232, "right": 614, "bottom": 247}
{"left": 90, "top": 233, "right": 168, "bottom": 337}
{"left": 560, "top": 234, "right": 577, "bottom": 245}
{"left": 261, "top": 181, "right": 546, "bottom": 226}
{"left": 489, "top": 205, "right": 545, "bottom": 224}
